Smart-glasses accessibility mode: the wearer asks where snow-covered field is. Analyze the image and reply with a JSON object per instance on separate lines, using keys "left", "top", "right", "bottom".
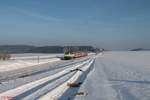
{"left": 0, "top": 58, "right": 94, "bottom": 100}
{"left": 75, "top": 51, "right": 150, "bottom": 100}
{"left": 0, "top": 53, "right": 62, "bottom": 72}
{"left": 0, "top": 51, "right": 150, "bottom": 100}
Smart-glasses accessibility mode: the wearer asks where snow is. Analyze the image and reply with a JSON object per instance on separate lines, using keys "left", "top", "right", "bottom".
{"left": 74, "top": 55, "right": 118, "bottom": 100}
{"left": 11, "top": 53, "right": 62, "bottom": 58}
{"left": 0, "top": 54, "right": 61, "bottom": 72}
{"left": 39, "top": 59, "right": 94, "bottom": 100}
{"left": 0, "top": 51, "right": 150, "bottom": 100}
{"left": 75, "top": 51, "right": 150, "bottom": 100}
{"left": 0, "top": 59, "right": 91, "bottom": 99}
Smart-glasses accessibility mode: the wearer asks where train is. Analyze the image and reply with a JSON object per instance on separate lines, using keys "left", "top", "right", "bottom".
{"left": 62, "top": 52, "right": 88, "bottom": 60}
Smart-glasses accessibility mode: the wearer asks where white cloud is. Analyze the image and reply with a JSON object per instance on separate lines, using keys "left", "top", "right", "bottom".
{"left": 11, "top": 6, "right": 62, "bottom": 22}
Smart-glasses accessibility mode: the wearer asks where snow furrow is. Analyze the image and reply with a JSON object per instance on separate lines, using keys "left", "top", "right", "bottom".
{"left": 0, "top": 59, "right": 91, "bottom": 100}
{"left": 39, "top": 59, "right": 94, "bottom": 100}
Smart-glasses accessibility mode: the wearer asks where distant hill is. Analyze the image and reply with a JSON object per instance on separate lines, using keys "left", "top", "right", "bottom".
{"left": 0, "top": 45, "right": 98, "bottom": 53}
{"left": 130, "top": 48, "right": 150, "bottom": 51}
{"left": 0, "top": 45, "right": 35, "bottom": 53}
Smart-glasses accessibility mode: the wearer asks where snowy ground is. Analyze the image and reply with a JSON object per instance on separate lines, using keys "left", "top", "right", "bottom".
{"left": 0, "top": 53, "right": 62, "bottom": 72}
{"left": 0, "top": 58, "right": 94, "bottom": 100}
{"left": 0, "top": 51, "right": 150, "bottom": 100}
{"left": 75, "top": 51, "right": 150, "bottom": 100}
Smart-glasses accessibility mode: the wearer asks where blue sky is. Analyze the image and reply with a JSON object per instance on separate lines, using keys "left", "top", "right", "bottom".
{"left": 0, "top": 0, "right": 150, "bottom": 50}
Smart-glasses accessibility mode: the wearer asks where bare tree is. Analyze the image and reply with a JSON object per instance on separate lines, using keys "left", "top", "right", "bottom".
{"left": 0, "top": 52, "right": 11, "bottom": 60}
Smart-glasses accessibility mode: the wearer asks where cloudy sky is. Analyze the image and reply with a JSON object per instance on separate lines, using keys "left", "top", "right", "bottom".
{"left": 0, "top": 0, "right": 150, "bottom": 50}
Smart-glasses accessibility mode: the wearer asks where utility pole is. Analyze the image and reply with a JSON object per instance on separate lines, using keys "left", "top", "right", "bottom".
{"left": 38, "top": 56, "right": 40, "bottom": 63}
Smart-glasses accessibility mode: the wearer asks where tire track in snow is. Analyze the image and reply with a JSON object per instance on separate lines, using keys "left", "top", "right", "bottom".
{"left": 0, "top": 57, "right": 90, "bottom": 83}
{"left": 39, "top": 59, "right": 95, "bottom": 100}
{"left": 75, "top": 54, "right": 119, "bottom": 100}
{"left": 0, "top": 57, "right": 91, "bottom": 94}
{"left": 0, "top": 59, "right": 91, "bottom": 100}
{"left": 100, "top": 58, "right": 141, "bottom": 100}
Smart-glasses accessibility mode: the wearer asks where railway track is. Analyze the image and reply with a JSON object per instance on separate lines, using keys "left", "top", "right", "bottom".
{"left": 0, "top": 57, "right": 95, "bottom": 100}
